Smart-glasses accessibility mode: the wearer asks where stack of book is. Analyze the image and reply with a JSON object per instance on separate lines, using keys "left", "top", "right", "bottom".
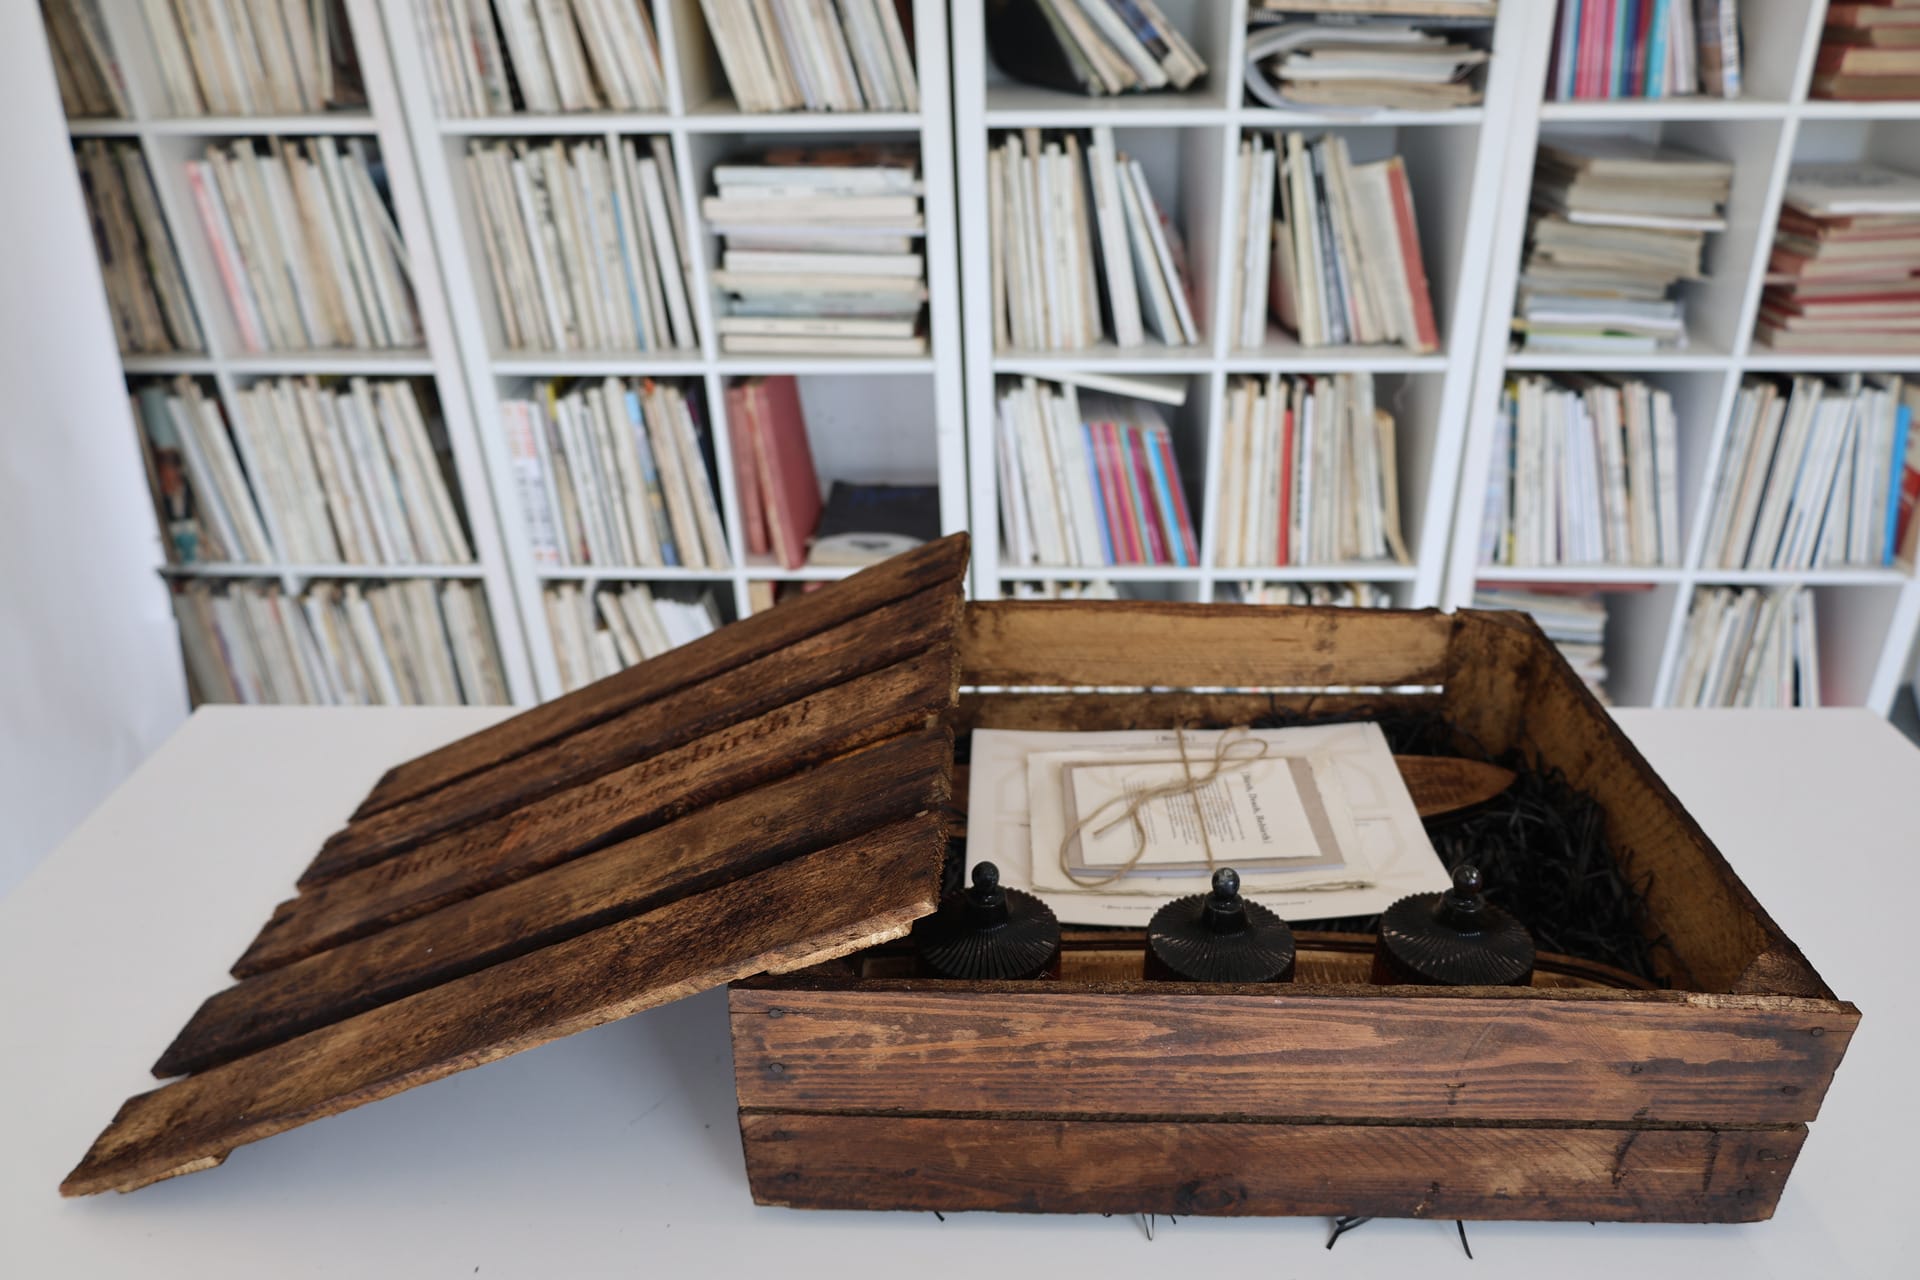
{"left": 75, "top": 141, "right": 202, "bottom": 354}
{"left": 1515, "top": 137, "right": 1731, "bottom": 353}
{"left": 995, "top": 378, "right": 1198, "bottom": 568}
{"left": 500, "top": 379, "right": 730, "bottom": 570}
{"left": 1697, "top": 375, "right": 1920, "bottom": 571}
{"left": 700, "top": 0, "right": 919, "bottom": 111}
{"left": 131, "top": 376, "right": 471, "bottom": 567}
{"left": 1005, "top": 580, "right": 1121, "bottom": 600}
{"left": 1216, "top": 372, "right": 1409, "bottom": 567}
{"left": 1671, "top": 585, "right": 1818, "bottom": 708}
{"left": 545, "top": 583, "right": 723, "bottom": 692}
{"left": 985, "top": 0, "right": 1205, "bottom": 97}
{"left": 1472, "top": 587, "right": 1611, "bottom": 697}
{"left": 1814, "top": 2, "right": 1920, "bottom": 100}
{"left": 465, "top": 137, "right": 697, "bottom": 353}
{"left": 133, "top": 0, "right": 363, "bottom": 116}
{"left": 726, "top": 375, "right": 822, "bottom": 571}
{"left": 1244, "top": 7, "right": 1491, "bottom": 111}
{"left": 172, "top": 578, "right": 508, "bottom": 706}
{"left": 989, "top": 126, "right": 1199, "bottom": 352}
{"left": 413, "top": 0, "right": 668, "bottom": 115}
{"left": 1546, "top": 0, "right": 1743, "bottom": 100}
{"left": 1479, "top": 374, "right": 1681, "bottom": 568}
{"left": 186, "top": 138, "right": 420, "bottom": 352}
{"left": 41, "top": 0, "right": 127, "bottom": 117}
{"left": 1231, "top": 132, "right": 1439, "bottom": 353}
{"left": 708, "top": 146, "right": 927, "bottom": 356}
{"left": 1756, "top": 163, "right": 1920, "bottom": 354}
{"left": 1226, "top": 582, "right": 1393, "bottom": 608}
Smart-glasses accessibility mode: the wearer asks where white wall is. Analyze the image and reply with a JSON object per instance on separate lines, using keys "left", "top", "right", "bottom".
{"left": 0, "top": 5, "right": 190, "bottom": 895}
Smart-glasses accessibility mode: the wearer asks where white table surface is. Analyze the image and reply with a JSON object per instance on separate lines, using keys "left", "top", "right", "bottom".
{"left": 2, "top": 706, "right": 1915, "bottom": 1278}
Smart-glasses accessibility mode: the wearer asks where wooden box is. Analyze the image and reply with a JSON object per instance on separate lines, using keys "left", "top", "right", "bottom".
{"left": 63, "top": 536, "right": 1855, "bottom": 1226}
{"left": 731, "top": 596, "right": 1859, "bottom": 1223}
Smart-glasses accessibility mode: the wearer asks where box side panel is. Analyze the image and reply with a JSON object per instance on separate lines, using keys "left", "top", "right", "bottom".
{"left": 739, "top": 1114, "right": 1804, "bottom": 1222}
{"left": 956, "top": 602, "right": 1454, "bottom": 689}
{"left": 1483, "top": 610, "right": 1828, "bottom": 997}
{"left": 951, "top": 691, "right": 1444, "bottom": 735}
{"left": 731, "top": 987, "right": 1857, "bottom": 1126}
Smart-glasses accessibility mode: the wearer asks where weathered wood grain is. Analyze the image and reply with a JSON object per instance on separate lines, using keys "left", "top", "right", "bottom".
{"left": 234, "top": 649, "right": 960, "bottom": 978}
{"left": 62, "top": 817, "right": 948, "bottom": 1197}
{"left": 739, "top": 1114, "right": 1804, "bottom": 1222}
{"left": 307, "top": 583, "right": 963, "bottom": 885}
{"left": 949, "top": 691, "right": 1442, "bottom": 735}
{"left": 957, "top": 601, "right": 1454, "bottom": 689}
{"left": 355, "top": 532, "right": 969, "bottom": 818}
{"left": 155, "top": 731, "right": 952, "bottom": 1077}
{"left": 729, "top": 985, "right": 1858, "bottom": 1125}
{"left": 1448, "top": 611, "right": 1824, "bottom": 997}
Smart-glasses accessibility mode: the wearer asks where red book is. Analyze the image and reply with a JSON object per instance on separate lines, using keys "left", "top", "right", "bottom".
{"left": 1578, "top": 0, "right": 1610, "bottom": 97}
{"left": 1278, "top": 400, "right": 1295, "bottom": 566}
{"left": 1153, "top": 428, "right": 1199, "bottom": 567}
{"left": 1126, "top": 426, "right": 1169, "bottom": 565}
{"left": 1385, "top": 159, "right": 1442, "bottom": 354}
{"left": 1095, "top": 422, "right": 1138, "bottom": 563}
{"left": 1105, "top": 422, "right": 1146, "bottom": 564}
{"left": 724, "top": 384, "right": 770, "bottom": 557}
{"left": 1632, "top": 0, "right": 1656, "bottom": 94}
{"left": 748, "top": 376, "right": 822, "bottom": 570}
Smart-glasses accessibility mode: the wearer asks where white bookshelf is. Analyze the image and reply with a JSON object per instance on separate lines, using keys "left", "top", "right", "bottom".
{"left": 50, "top": 0, "right": 538, "bottom": 704}
{"left": 374, "top": 0, "right": 966, "bottom": 700}
{"left": 1441, "top": 0, "right": 1920, "bottom": 713}
{"left": 955, "top": 0, "right": 1530, "bottom": 607}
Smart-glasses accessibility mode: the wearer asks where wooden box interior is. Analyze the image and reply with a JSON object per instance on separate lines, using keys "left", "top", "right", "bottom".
{"left": 731, "top": 601, "right": 1859, "bottom": 1223}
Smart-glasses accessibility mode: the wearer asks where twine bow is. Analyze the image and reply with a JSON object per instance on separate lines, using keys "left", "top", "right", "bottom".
{"left": 1056, "top": 726, "right": 1271, "bottom": 888}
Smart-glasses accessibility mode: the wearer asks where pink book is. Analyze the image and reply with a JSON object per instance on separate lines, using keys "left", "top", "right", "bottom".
{"left": 1126, "top": 426, "right": 1169, "bottom": 564}
{"left": 1099, "top": 422, "right": 1142, "bottom": 564}
{"left": 725, "top": 384, "right": 770, "bottom": 557}
{"left": 750, "top": 376, "right": 823, "bottom": 571}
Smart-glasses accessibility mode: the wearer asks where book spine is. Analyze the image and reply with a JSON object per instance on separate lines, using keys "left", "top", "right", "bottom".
{"left": 1083, "top": 422, "right": 1116, "bottom": 565}
{"left": 1888, "top": 403, "right": 1912, "bottom": 565}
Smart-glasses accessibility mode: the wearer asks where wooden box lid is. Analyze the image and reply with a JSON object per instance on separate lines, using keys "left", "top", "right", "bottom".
{"left": 62, "top": 534, "right": 970, "bottom": 1195}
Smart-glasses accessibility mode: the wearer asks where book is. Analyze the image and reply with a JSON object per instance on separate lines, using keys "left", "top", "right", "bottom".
{"left": 733, "top": 375, "right": 824, "bottom": 570}
{"left": 414, "top": 0, "right": 667, "bottom": 115}
{"left": 500, "top": 379, "right": 728, "bottom": 569}
{"left": 806, "top": 482, "right": 941, "bottom": 566}
{"left": 544, "top": 582, "right": 722, "bottom": 691}
{"left": 702, "top": 0, "right": 920, "bottom": 111}
{"left": 75, "top": 140, "right": 204, "bottom": 354}
{"left": 710, "top": 146, "right": 928, "bottom": 356}
{"left": 985, "top": 0, "right": 1206, "bottom": 98}
{"left": 1548, "top": 0, "right": 1740, "bottom": 100}
{"left": 40, "top": 0, "right": 129, "bottom": 118}
{"left": 1480, "top": 375, "right": 1682, "bottom": 569}
{"left": 126, "top": 0, "right": 365, "bottom": 116}
{"left": 1243, "top": 11, "right": 1491, "bottom": 110}
{"left": 996, "top": 378, "right": 1197, "bottom": 568}
{"left": 467, "top": 137, "right": 697, "bottom": 353}
{"left": 173, "top": 577, "right": 506, "bottom": 707}
{"left": 1671, "top": 585, "right": 1819, "bottom": 707}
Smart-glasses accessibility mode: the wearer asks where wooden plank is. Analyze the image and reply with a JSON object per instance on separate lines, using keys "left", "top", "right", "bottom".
{"left": 353, "top": 532, "right": 969, "bottom": 819}
{"left": 234, "top": 649, "right": 960, "bottom": 978}
{"left": 729, "top": 985, "right": 1858, "bottom": 1126}
{"left": 1452, "top": 611, "right": 1821, "bottom": 997}
{"left": 738, "top": 1114, "right": 1804, "bottom": 1222}
{"left": 61, "top": 817, "right": 948, "bottom": 1197}
{"left": 307, "top": 582, "right": 963, "bottom": 885}
{"left": 950, "top": 690, "right": 1442, "bottom": 734}
{"left": 155, "top": 730, "right": 952, "bottom": 1077}
{"left": 957, "top": 601, "right": 1454, "bottom": 689}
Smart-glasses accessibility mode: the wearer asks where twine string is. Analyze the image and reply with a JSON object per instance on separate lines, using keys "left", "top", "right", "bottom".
{"left": 1056, "top": 726, "right": 1271, "bottom": 888}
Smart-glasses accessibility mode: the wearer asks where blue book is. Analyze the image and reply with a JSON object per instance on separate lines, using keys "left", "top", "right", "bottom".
{"left": 608, "top": 161, "right": 649, "bottom": 350}
{"left": 1556, "top": 0, "right": 1582, "bottom": 100}
{"left": 1083, "top": 423, "right": 1115, "bottom": 566}
{"left": 1142, "top": 425, "right": 1189, "bottom": 567}
{"left": 1887, "top": 404, "right": 1911, "bottom": 565}
{"left": 624, "top": 389, "right": 679, "bottom": 566}
{"left": 1612, "top": 0, "right": 1633, "bottom": 97}
{"left": 1645, "top": 0, "right": 1672, "bottom": 100}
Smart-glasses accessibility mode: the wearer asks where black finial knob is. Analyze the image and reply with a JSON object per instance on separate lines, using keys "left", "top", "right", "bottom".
{"left": 1211, "top": 867, "right": 1240, "bottom": 900}
{"left": 1452, "top": 864, "right": 1483, "bottom": 897}
{"left": 973, "top": 861, "right": 1001, "bottom": 893}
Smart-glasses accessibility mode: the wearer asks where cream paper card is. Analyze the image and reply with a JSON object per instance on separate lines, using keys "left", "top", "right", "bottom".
{"left": 967, "top": 723, "right": 1449, "bottom": 925}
